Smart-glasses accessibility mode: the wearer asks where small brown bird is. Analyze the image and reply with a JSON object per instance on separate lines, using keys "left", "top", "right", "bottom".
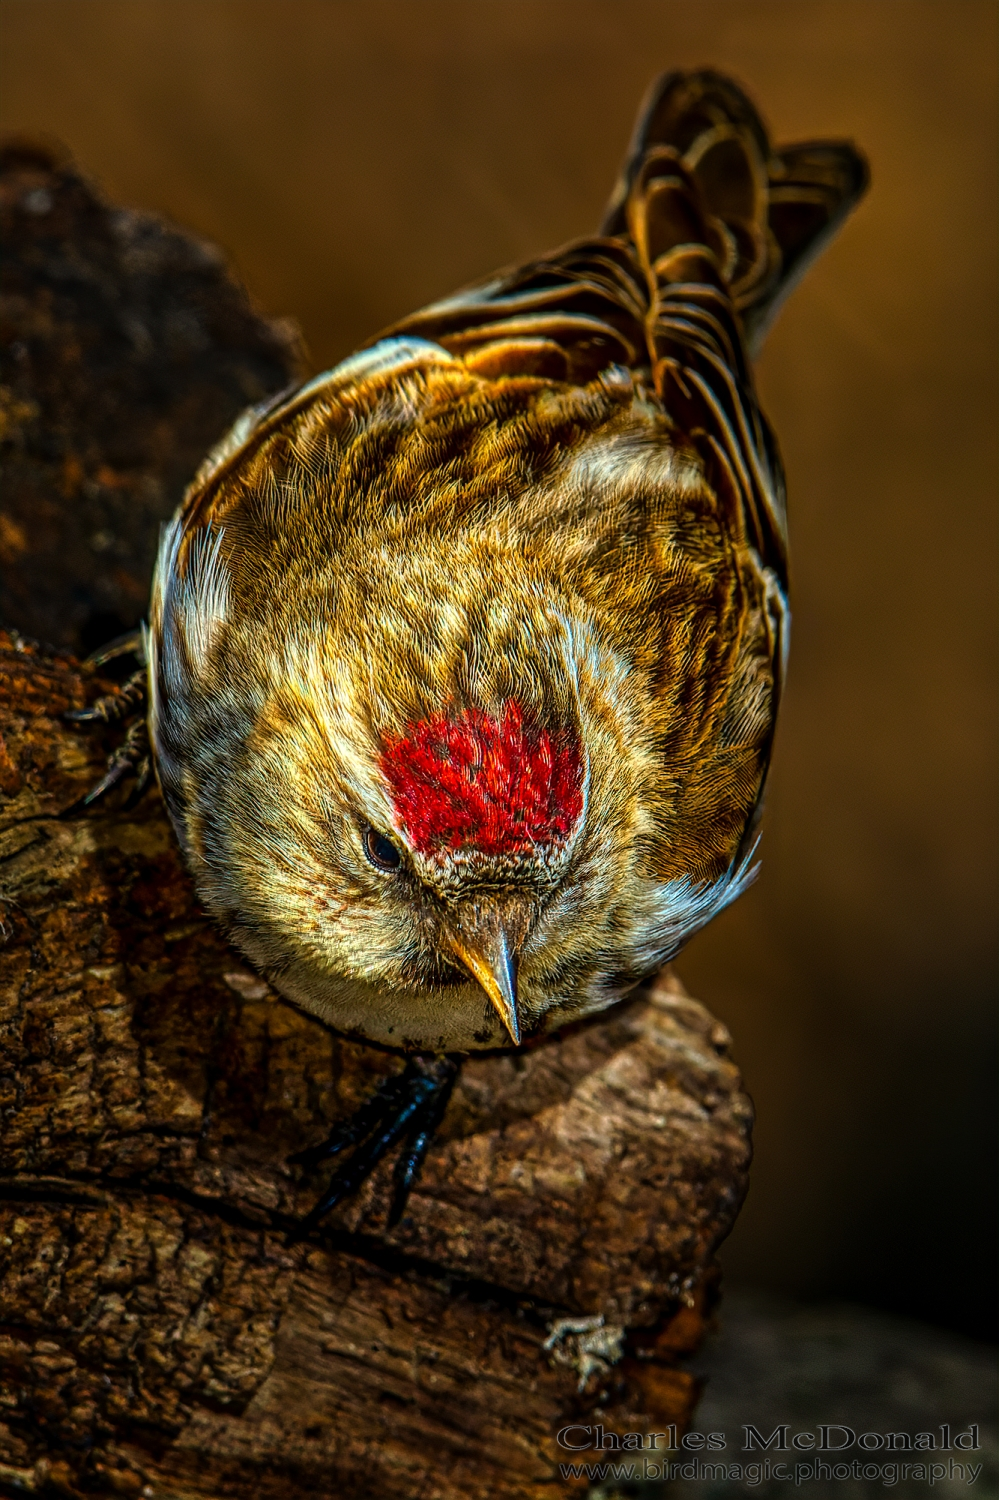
{"left": 76, "top": 71, "right": 867, "bottom": 1225}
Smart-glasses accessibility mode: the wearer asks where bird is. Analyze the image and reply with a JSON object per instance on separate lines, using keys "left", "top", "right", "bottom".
{"left": 71, "top": 70, "right": 867, "bottom": 1230}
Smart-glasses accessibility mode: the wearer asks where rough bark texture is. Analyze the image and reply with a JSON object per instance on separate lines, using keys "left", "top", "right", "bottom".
{"left": 0, "top": 139, "right": 301, "bottom": 656}
{"left": 0, "top": 631, "right": 752, "bottom": 1498}
{"left": 0, "top": 143, "right": 753, "bottom": 1498}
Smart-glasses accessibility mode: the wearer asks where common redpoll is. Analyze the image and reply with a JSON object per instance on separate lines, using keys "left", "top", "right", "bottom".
{"left": 75, "top": 70, "right": 867, "bottom": 1223}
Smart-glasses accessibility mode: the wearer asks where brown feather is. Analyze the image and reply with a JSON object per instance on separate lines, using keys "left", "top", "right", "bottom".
{"left": 147, "top": 70, "right": 865, "bottom": 1051}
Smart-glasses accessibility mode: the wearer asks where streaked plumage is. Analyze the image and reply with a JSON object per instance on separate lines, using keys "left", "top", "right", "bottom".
{"left": 146, "top": 70, "right": 866, "bottom": 1065}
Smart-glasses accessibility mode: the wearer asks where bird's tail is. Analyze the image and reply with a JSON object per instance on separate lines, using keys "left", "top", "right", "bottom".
{"left": 602, "top": 70, "right": 868, "bottom": 355}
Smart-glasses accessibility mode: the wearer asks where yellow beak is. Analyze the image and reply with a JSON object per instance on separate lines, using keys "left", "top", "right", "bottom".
{"left": 444, "top": 902, "right": 529, "bottom": 1046}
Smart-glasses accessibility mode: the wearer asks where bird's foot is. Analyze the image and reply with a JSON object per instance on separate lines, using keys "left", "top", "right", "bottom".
{"left": 289, "top": 1054, "right": 459, "bottom": 1237}
{"left": 63, "top": 630, "right": 152, "bottom": 810}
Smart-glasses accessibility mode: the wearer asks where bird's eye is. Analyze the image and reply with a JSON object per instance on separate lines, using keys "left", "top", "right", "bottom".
{"left": 363, "top": 826, "right": 402, "bottom": 872}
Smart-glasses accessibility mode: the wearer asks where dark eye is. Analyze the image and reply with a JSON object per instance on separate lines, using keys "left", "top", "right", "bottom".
{"left": 363, "top": 826, "right": 402, "bottom": 872}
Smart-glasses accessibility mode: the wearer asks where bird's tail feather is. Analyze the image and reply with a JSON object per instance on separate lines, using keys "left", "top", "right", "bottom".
{"left": 603, "top": 70, "right": 868, "bottom": 355}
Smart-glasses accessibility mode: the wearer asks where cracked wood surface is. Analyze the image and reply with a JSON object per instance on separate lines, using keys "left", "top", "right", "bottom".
{"left": 0, "top": 138, "right": 301, "bottom": 657}
{"left": 0, "top": 630, "right": 753, "bottom": 1498}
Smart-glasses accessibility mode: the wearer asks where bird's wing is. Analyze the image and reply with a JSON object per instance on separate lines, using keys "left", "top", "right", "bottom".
{"left": 381, "top": 71, "right": 866, "bottom": 596}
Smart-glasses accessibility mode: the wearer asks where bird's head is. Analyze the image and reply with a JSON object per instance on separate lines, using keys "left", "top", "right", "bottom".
{"left": 370, "top": 697, "right": 586, "bottom": 1043}
{"left": 155, "top": 568, "right": 613, "bottom": 1052}
{"left": 149, "top": 503, "right": 670, "bottom": 1051}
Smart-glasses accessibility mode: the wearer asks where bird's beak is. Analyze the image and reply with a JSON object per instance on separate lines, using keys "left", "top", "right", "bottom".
{"left": 443, "top": 901, "right": 531, "bottom": 1046}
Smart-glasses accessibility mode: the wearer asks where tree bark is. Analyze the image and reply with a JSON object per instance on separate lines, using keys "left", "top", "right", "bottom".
{"left": 0, "top": 630, "right": 752, "bottom": 1499}
{"left": 0, "top": 137, "right": 301, "bottom": 657}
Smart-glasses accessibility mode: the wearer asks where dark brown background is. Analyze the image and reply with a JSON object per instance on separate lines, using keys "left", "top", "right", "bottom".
{"left": 1, "top": 0, "right": 995, "bottom": 1339}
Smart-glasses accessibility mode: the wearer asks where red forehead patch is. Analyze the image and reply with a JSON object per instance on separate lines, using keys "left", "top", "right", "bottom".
{"left": 380, "top": 700, "right": 583, "bottom": 857}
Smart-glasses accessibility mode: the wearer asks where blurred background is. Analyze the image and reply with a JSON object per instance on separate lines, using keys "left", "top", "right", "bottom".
{"left": 1, "top": 0, "right": 995, "bottom": 1345}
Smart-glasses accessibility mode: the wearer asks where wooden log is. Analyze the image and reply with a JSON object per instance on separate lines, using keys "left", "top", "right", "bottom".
{"left": 0, "top": 138, "right": 300, "bottom": 656}
{"left": 0, "top": 630, "right": 753, "bottom": 1499}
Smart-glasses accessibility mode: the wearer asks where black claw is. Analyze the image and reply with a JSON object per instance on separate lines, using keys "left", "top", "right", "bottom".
{"left": 62, "top": 711, "right": 152, "bottom": 814}
{"left": 388, "top": 1068, "right": 456, "bottom": 1228}
{"left": 122, "top": 756, "right": 153, "bottom": 810}
{"left": 287, "top": 1069, "right": 410, "bottom": 1170}
{"left": 81, "top": 760, "right": 131, "bottom": 806}
{"left": 290, "top": 1056, "right": 459, "bottom": 1238}
{"left": 81, "top": 628, "right": 146, "bottom": 670}
{"left": 65, "top": 668, "right": 148, "bottom": 726}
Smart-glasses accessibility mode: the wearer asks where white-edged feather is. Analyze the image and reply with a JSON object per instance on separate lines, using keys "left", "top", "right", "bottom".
{"left": 642, "top": 843, "right": 760, "bottom": 966}
{"left": 189, "top": 337, "right": 457, "bottom": 496}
